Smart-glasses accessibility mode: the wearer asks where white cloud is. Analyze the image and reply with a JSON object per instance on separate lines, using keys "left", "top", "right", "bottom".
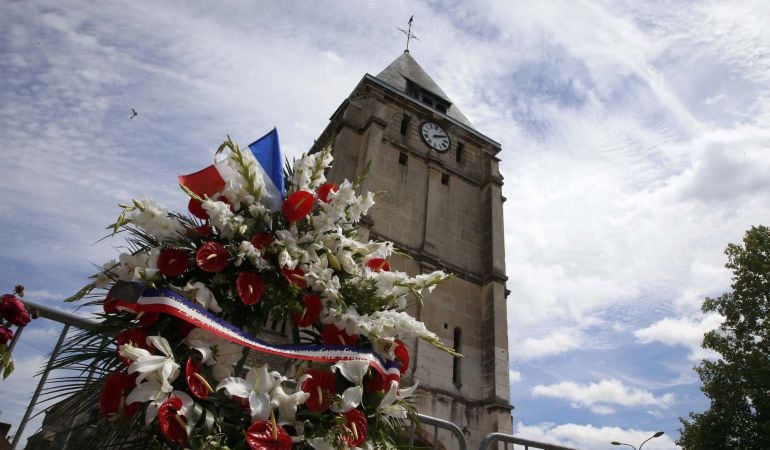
{"left": 634, "top": 314, "right": 724, "bottom": 361}
{"left": 517, "top": 422, "right": 678, "bottom": 450}
{"left": 509, "top": 369, "right": 522, "bottom": 383}
{"left": 514, "top": 328, "right": 583, "bottom": 361}
{"left": 532, "top": 379, "right": 675, "bottom": 410}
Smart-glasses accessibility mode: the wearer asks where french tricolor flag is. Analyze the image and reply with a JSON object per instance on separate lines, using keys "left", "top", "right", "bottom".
{"left": 179, "top": 128, "right": 285, "bottom": 211}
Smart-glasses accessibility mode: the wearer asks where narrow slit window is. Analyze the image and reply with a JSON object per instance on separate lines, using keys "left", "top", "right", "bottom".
{"left": 441, "top": 173, "right": 450, "bottom": 185}
{"left": 399, "top": 152, "right": 408, "bottom": 165}
{"left": 456, "top": 142, "right": 465, "bottom": 163}
{"left": 452, "top": 327, "right": 462, "bottom": 386}
{"left": 400, "top": 114, "right": 411, "bottom": 135}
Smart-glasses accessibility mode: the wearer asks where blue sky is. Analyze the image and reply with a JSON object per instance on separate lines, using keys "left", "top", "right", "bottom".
{"left": 1, "top": 1, "right": 770, "bottom": 448}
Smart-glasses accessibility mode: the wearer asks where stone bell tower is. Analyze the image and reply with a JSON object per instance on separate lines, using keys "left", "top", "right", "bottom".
{"left": 310, "top": 51, "right": 512, "bottom": 447}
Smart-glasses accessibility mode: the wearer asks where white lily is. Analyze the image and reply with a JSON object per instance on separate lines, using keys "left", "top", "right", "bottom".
{"left": 216, "top": 365, "right": 279, "bottom": 421}
{"left": 270, "top": 384, "right": 310, "bottom": 422}
{"left": 184, "top": 328, "right": 243, "bottom": 381}
{"left": 330, "top": 385, "right": 363, "bottom": 414}
{"left": 184, "top": 281, "right": 222, "bottom": 313}
{"left": 120, "top": 336, "right": 180, "bottom": 425}
{"left": 121, "top": 336, "right": 179, "bottom": 392}
{"left": 377, "top": 381, "right": 407, "bottom": 419}
{"left": 332, "top": 360, "right": 370, "bottom": 385}
{"left": 309, "top": 437, "right": 336, "bottom": 450}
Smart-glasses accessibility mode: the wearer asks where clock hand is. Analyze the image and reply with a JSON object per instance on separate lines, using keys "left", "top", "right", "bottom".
{"left": 432, "top": 134, "right": 447, "bottom": 139}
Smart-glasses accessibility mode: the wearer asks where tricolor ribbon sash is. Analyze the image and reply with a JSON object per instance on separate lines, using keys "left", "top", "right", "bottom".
{"left": 114, "top": 285, "right": 395, "bottom": 377}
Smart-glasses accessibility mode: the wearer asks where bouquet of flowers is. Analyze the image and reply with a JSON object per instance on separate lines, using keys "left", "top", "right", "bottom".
{"left": 0, "top": 285, "right": 34, "bottom": 379}
{"left": 57, "top": 133, "right": 456, "bottom": 449}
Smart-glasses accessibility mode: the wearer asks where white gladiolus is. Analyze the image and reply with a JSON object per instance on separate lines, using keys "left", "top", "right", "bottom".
{"left": 128, "top": 197, "right": 184, "bottom": 242}
{"left": 203, "top": 199, "right": 243, "bottom": 238}
{"left": 234, "top": 241, "right": 271, "bottom": 268}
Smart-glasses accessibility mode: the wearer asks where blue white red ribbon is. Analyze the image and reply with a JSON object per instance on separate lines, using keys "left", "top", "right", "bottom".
{"left": 130, "top": 288, "right": 392, "bottom": 377}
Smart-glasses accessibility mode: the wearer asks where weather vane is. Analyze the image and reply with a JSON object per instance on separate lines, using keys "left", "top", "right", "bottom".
{"left": 398, "top": 15, "right": 419, "bottom": 53}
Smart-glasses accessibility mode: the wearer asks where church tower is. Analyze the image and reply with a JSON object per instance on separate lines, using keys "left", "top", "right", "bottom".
{"left": 310, "top": 51, "right": 512, "bottom": 447}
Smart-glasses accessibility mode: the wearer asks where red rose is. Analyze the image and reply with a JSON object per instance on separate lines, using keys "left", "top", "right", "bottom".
{"left": 366, "top": 258, "right": 391, "bottom": 272}
{"left": 158, "top": 396, "right": 187, "bottom": 446}
{"left": 341, "top": 409, "right": 368, "bottom": 447}
{"left": 281, "top": 191, "right": 314, "bottom": 222}
{"left": 0, "top": 326, "right": 13, "bottom": 345}
{"left": 300, "top": 370, "right": 337, "bottom": 412}
{"left": 237, "top": 272, "right": 265, "bottom": 305}
{"left": 157, "top": 248, "right": 189, "bottom": 278}
{"left": 188, "top": 198, "right": 209, "bottom": 220}
{"left": 394, "top": 339, "right": 410, "bottom": 374}
{"left": 250, "top": 232, "right": 273, "bottom": 252}
{"left": 0, "top": 295, "right": 30, "bottom": 326}
{"left": 281, "top": 267, "right": 307, "bottom": 289}
{"left": 99, "top": 372, "right": 141, "bottom": 420}
{"left": 245, "top": 419, "right": 292, "bottom": 450}
{"left": 321, "top": 324, "right": 358, "bottom": 346}
{"left": 316, "top": 183, "right": 339, "bottom": 203}
{"left": 186, "top": 357, "right": 213, "bottom": 400}
{"left": 291, "top": 294, "right": 322, "bottom": 327}
{"left": 196, "top": 241, "right": 229, "bottom": 272}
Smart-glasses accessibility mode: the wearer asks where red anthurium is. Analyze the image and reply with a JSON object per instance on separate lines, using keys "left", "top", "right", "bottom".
{"left": 341, "top": 409, "right": 368, "bottom": 448}
{"left": 186, "top": 357, "right": 213, "bottom": 400}
{"left": 394, "top": 339, "right": 409, "bottom": 374}
{"left": 316, "top": 183, "right": 339, "bottom": 203}
{"left": 157, "top": 249, "right": 189, "bottom": 278}
{"left": 366, "top": 258, "right": 391, "bottom": 272}
{"left": 196, "top": 241, "right": 229, "bottom": 272}
{"left": 321, "top": 324, "right": 358, "bottom": 346}
{"left": 0, "top": 295, "right": 30, "bottom": 326}
{"left": 250, "top": 232, "right": 273, "bottom": 252}
{"left": 237, "top": 272, "right": 265, "bottom": 305}
{"left": 301, "top": 370, "right": 337, "bottom": 412}
{"left": 281, "top": 190, "right": 314, "bottom": 222}
{"left": 281, "top": 267, "right": 307, "bottom": 289}
{"left": 291, "top": 294, "right": 322, "bottom": 327}
{"left": 195, "top": 224, "right": 214, "bottom": 236}
{"left": 99, "top": 372, "right": 140, "bottom": 420}
{"left": 245, "top": 418, "right": 292, "bottom": 450}
{"left": 188, "top": 198, "right": 209, "bottom": 220}
{"left": 115, "top": 328, "right": 152, "bottom": 365}
{"left": 158, "top": 396, "right": 188, "bottom": 446}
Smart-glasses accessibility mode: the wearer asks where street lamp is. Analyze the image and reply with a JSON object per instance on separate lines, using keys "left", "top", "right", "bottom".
{"left": 610, "top": 431, "right": 664, "bottom": 450}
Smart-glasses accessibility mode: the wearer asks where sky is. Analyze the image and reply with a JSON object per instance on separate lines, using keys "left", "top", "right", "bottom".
{"left": 1, "top": 0, "right": 769, "bottom": 448}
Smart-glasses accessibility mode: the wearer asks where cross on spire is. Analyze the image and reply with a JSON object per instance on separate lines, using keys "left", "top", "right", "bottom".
{"left": 398, "top": 15, "right": 419, "bottom": 53}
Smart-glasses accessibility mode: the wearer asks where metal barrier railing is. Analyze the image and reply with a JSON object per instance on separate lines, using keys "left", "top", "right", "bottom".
{"left": 479, "top": 432, "right": 580, "bottom": 450}
{"left": 6, "top": 299, "right": 99, "bottom": 450}
{"left": 410, "top": 413, "right": 468, "bottom": 449}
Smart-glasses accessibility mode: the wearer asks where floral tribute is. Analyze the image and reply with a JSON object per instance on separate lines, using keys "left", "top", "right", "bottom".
{"left": 0, "top": 285, "right": 35, "bottom": 379}
{"left": 65, "top": 135, "right": 456, "bottom": 449}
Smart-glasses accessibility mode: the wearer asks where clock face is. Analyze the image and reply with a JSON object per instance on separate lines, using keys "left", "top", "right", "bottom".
{"left": 420, "top": 122, "right": 451, "bottom": 152}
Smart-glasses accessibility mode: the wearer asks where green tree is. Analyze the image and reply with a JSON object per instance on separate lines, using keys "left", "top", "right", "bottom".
{"left": 678, "top": 225, "right": 770, "bottom": 449}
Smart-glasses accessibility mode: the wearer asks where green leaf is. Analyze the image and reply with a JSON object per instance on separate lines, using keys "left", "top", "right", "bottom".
{"left": 64, "top": 282, "right": 95, "bottom": 303}
{"left": 3, "top": 359, "right": 14, "bottom": 379}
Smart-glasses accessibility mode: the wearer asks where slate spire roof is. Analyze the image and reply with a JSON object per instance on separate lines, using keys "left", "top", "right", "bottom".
{"left": 375, "top": 51, "right": 474, "bottom": 127}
